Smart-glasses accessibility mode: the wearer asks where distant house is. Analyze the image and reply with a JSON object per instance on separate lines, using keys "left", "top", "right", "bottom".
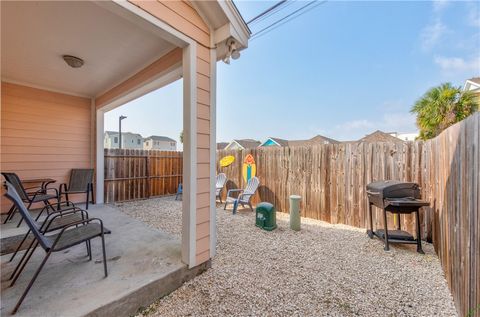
{"left": 224, "top": 139, "right": 261, "bottom": 150}
{"left": 389, "top": 132, "right": 419, "bottom": 141}
{"left": 464, "top": 77, "right": 480, "bottom": 103}
{"left": 359, "top": 130, "right": 405, "bottom": 143}
{"left": 144, "top": 135, "right": 177, "bottom": 151}
{"left": 217, "top": 142, "right": 228, "bottom": 150}
{"left": 260, "top": 135, "right": 339, "bottom": 147}
{"left": 104, "top": 131, "right": 143, "bottom": 149}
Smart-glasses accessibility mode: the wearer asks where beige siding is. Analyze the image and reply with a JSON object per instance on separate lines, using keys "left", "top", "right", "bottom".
{"left": 127, "top": 0, "right": 213, "bottom": 266}
{"left": 96, "top": 47, "right": 182, "bottom": 109}
{"left": 1, "top": 82, "right": 93, "bottom": 212}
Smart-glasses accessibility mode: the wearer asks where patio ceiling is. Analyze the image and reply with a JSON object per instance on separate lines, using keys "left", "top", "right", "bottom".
{"left": 1, "top": 1, "right": 176, "bottom": 97}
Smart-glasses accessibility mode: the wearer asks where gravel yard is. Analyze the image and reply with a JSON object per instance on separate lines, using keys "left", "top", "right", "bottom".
{"left": 117, "top": 196, "right": 456, "bottom": 317}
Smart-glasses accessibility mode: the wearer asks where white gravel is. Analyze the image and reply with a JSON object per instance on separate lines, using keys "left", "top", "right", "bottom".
{"left": 117, "top": 196, "right": 457, "bottom": 317}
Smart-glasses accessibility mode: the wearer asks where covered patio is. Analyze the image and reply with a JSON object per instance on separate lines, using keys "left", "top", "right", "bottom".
{"left": 1, "top": 1, "right": 249, "bottom": 316}
{"left": 1, "top": 204, "right": 209, "bottom": 317}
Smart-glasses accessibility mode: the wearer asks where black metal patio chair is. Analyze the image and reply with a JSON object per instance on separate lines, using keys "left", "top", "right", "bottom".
{"left": 4, "top": 181, "right": 107, "bottom": 315}
{"left": 59, "top": 169, "right": 94, "bottom": 209}
{"left": 7, "top": 201, "right": 87, "bottom": 264}
{"left": 1, "top": 172, "right": 59, "bottom": 226}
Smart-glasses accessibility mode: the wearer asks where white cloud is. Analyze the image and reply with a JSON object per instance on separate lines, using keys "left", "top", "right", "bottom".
{"left": 420, "top": 20, "right": 448, "bottom": 51}
{"left": 468, "top": 3, "right": 480, "bottom": 27}
{"left": 433, "top": 0, "right": 450, "bottom": 13}
{"left": 329, "top": 112, "right": 417, "bottom": 141}
{"left": 434, "top": 55, "right": 480, "bottom": 73}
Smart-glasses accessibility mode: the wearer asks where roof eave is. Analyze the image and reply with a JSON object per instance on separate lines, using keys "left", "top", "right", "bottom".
{"left": 193, "top": 0, "right": 250, "bottom": 60}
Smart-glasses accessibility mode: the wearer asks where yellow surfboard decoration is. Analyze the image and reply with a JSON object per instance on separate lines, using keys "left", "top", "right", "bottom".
{"left": 220, "top": 155, "right": 235, "bottom": 167}
{"left": 242, "top": 154, "right": 256, "bottom": 182}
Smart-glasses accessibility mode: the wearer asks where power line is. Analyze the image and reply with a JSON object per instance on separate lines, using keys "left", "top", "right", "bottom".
{"left": 251, "top": 1, "right": 327, "bottom": 41}
{"left": 247, "top": 0, "right": 287, "bottom": 24}
{"left": 249, "top": 0, "right": 295, "bottom": 26}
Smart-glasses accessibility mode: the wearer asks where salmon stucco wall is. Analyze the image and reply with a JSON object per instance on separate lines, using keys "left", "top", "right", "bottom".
{"left": 0, "top": 82, "right": 93, "bottom": 212}
{"left": 129, "top": 0, "right": 213, "bottom": 266}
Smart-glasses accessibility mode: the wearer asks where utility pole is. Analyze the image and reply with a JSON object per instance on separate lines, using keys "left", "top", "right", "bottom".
{"left": 119, "top": 115, "right": 127, "bottom": 149}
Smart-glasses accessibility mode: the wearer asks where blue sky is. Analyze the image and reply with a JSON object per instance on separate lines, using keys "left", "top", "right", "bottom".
{"left": 105, "top": 0, "right": 480, "bottom": 144}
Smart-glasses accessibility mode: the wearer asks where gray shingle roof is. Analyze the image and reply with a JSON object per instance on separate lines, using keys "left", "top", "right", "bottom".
{"left": 265, "top": 135, "right": 339, "bottom": 147}
{"left": 233, "top": 139, "right": 261, "bottom": 149}
{"left": 468, "top": 77, "right": 480, "bottom": 85}
{"left": 144, "top": 135, "right": 176, "bottom": 142}
{"left": 217, "top": 142, "right": 229, "bottom": 150}
{"left": 105, "top": 131, "right": 142, "bottom": 138}
{"left": 359, "top": 130, "right": 404, "bottom": 143}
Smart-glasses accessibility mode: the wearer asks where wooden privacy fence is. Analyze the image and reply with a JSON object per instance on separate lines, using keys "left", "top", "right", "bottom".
{"left": 217, "top": 113, "right": 479, "bottom": 317}
{"left": 103, "top": 114, "right": 478, "bottom": 316}
{"left": 104, "top": 149, "right": 182, "bottom": 203}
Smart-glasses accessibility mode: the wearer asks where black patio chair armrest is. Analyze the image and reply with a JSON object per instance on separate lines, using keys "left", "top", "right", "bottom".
{"left": 58, "top": 183, "right": 68, "bottom": 194}
{"left": 44, "top": 201, "right": 77, "bottom": 209}
{"left": 42, "top": 203, "right": 83, "bottom": 219}
{"left": 51, "top": 218, "right": 104, "bottom": 249}
{"left": 42, "top": 209, "right": 89, "bottom": 232}
{"left": 41, "top": 201, "right": 78, "bottom": 216}
{"left": 43, "top": 187, "right": 59, "bottom": 197}
{"left": 226, "top": 189, "right": 243, "bottom": 198}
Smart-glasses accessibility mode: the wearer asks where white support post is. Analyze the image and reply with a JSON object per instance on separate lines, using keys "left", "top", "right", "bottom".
{"left": 181, "top": 43, "right": 197, "bottom": 268}
{"left": 95, "top": 110, "right": 105, "bottom": 204}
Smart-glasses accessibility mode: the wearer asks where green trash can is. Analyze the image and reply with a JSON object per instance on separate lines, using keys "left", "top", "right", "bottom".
{"left": 255, "top": 202, "right": 277, "bottom": 231}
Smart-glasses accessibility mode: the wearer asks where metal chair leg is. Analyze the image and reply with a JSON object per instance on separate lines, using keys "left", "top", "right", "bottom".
{"left": 9, "top": 229, "right": 31, "bottom": 262}
{"left": 90, "top": 183, "right": 95, "bottom": 205}
{"left": 12, "top": 250, "right": 53, "bottom": 315}
{"left": 10, "top": 241, "right": 39, "bottom": 287}
{"left": 3, "top": 205, "right": 15, "bottom": 224}
{"left": 85, "top": 188, "right": 90, "bottom": 210}
{"left": 86, "top": 240, "right": 92, "bottom": 260}
{"left": 101, "top": 234, "right": 108, "bottom": 277}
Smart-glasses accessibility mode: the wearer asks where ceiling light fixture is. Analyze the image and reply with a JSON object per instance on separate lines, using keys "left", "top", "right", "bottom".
{"left": 62, "top": 55, "right": 84, "bottom": 68}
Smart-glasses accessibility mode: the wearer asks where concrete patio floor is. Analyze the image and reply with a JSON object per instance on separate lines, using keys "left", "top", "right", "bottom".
{"left": 0, "top": 203, "right": 208, "bottom": 317}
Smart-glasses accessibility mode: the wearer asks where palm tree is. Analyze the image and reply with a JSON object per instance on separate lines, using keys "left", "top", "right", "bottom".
{"left": 411, "top": 83, "right": 478, "bottom": 140}
{"left": 179, "top": 130, "right": 183, "bottom": 144}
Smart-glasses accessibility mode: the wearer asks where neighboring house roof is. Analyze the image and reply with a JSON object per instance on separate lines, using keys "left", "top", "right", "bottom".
{"left": 359, "top": 130, "right": 405, "bottom": 143}
{"left": 226, "top": 139, "right": 261, "bottom": 150}
{"left": 217, "top": 142, "right": 229, "bottom": 150}
{"left": 260, "top": 135, "right": 339, "bottom": 147}
{"left": 104, "top": 131, "right": 142, "bottom": 138}
{"left": 144, "top": 135, "right": 176, "bottom": 142}
{"left": 464, "top": 77, "right": 480, "bottom": 91}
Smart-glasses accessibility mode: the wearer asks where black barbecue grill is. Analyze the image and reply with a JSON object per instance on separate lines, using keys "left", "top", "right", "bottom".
{"left": 366, "top": 180, "right": 429, "bottom": 253}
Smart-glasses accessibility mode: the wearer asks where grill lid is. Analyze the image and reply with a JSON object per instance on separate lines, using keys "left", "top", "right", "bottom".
{"left": 366, "top": 180, "right": 421, "bottom": 208}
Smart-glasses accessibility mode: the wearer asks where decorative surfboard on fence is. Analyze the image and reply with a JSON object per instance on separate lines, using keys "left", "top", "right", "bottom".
{"left": 242, "top": 154, "right": 256, "bottom": 182}
{"left": 219, "top": 155, "right": 235, "bottom": 167}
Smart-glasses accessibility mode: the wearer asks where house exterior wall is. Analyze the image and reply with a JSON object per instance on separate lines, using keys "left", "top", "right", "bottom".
{"left": 104, "top": 132, "right": 142, "bottom": 149}
{"left": 0, "top": 82, "right": 93, "bottom": 212}
{"left": 143, "top": 139, "right": 176, "bottom": 151}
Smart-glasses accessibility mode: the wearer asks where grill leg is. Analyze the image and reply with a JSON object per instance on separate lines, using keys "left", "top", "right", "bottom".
{"left": 382, "top": 208, "right": 390, "bottom": 251}
{"left": 415, "top": 210, "right": 424, "bottom": 254}
{"left": 367, "top": 203, "right": 374, "bottom": 238}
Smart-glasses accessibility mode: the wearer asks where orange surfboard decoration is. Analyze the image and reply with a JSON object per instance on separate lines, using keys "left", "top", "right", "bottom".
{"left": 242, "top": 154, "right": 256, "bottom": 182}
